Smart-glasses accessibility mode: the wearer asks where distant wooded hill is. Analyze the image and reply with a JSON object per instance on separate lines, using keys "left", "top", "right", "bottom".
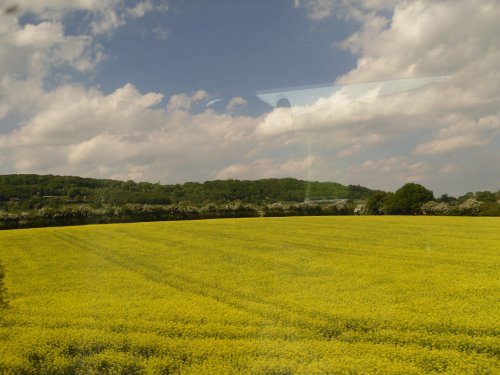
{"left": 0, "top": 174, "right": 373, "bottom": 208}
{"left": 0, "top": 174, "right": 498, "bottom": 230}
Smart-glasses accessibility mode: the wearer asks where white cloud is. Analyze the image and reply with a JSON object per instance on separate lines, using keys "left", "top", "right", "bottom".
{"left": 0, "top": 19, "right": 100, "bottom": 80}
{"left": 89, "top": 10, "right": 126, "bottom": 35}
{"left": 0, "top": 82, "right": 261, "bottom": 182}
{"left": 4, "top": 0, "right": 119, "bottom": 19}
{"left": 215, "top": 155, "right": 319, "bottom": 180}
{"left": 11, "top": 21, "right": 64, "bottom": 47}
{"left": 87, "top": 1, "right": 166, "bottom": 35}
{"left": 284, "top": 0, "right": 500, "bottom": 192}
{"left": 0, "top": 0, "right": 498, "bottom": 195}
{"left": 414, "top": 135, "right": 487, "bottom": 156}
{"left": 167, "top": 90, "right": 208, "bottom": 113}
{"left": 89, "top": 1, "right": 167, "bottom": 35}
{"left": 293, "top": 0, "right": 338, "bottom": 20}
{"left": 128, "top": 0, "right": 154, "bottom": 18}
{"left": 152, "top": 26, "right": 170, "bottom": 41}
{"left": 414, "top": 115, "right": 500, "bottom": 155}
{"left": 0, "top": 0, "right": 167, "bottom": 128}
{"left": 226, "top": 97, "right": 247, "bottom": 113}
{"left": 294, "top": 0, "right": 400, "bottom": 21}
{"left": 3, "top": 0, "right": 166, "bottom": 23}
{"left": 0, "top": 0, "right": 167, "bottom": 83}
{"left": 339, "top": 1, "right": 499, "bottom": 83}
{"left": 439, "top": 164, "right": 460, "bottom": 174}
{"left": 1, "top": 83, "right": 164, "bottom": 147}
{"left": 349, "top": 157, "right": 430, "bottom": 191}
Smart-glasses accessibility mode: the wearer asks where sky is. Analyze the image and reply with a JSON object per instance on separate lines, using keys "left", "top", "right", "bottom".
{"left": 0, "top": 0, "right": 499, "bottom": 196}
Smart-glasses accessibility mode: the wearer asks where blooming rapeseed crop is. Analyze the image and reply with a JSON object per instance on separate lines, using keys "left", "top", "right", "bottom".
{"left": 0, "top": 216, "right": 498, "bottom": 373}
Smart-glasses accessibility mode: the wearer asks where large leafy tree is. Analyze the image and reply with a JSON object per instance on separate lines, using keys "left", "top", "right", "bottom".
{"left": 383, "top": 183, "right": 434, "bottom": 215}
{"left": 366, "top": 191, "right": 388, "bottom": 215}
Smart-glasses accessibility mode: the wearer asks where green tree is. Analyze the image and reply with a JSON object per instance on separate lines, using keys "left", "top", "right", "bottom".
{"left": 475, "top": 191, "right": 496, "bottom": 202}
{"left": 383, "top": 183, "right": 434, "bottom": 215}
{"left": 437, "top": 194, "right": 456, "bottom": 203}
{"left": 366, "top": 191, "right": 388, "bottom": 214}
{"left": 478, "top": 201, "right": 500, "bottom": 216}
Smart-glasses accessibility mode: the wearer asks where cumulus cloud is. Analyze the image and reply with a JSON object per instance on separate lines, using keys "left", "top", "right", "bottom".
{"left": 0, "top": 83, "right": 163, "bottom": 147}
{"left": 414, "top": 135, "right": 487, "bottom": 156}
{"left": 2, "top": 0, "right": 166, "bottom": 23}
{"left": 89, "top": 10, "right": 126, "bottom": 35}
{"left": 0, "top": 0, "right": 166, "bottom": 123}
{"left": 273, "top": 0, "right": 499, "bottom": 192}
{"left": 338, "top": 1, "right": 500, "bottom": 82}
{"left": 349, "top": 157, "right": 430, "bottom": 191}
{"left": 215, "top": 155, "right": 320, "bottom": 180}
{"left": 293, "top": 0, "right": 338, "bottom": 20}
{"left": 294, "top": 0, "right": 400, "bottom": 21}
{"left": 167, "top": 91, "right": 208, "bottom": 113}
{"left": 226, "top": 97, "right": 248, "bottom": 113}
{"left": 0, "top": 0, "right": 498, "bottom": 195}
{"left": 0, "top": 19, "right": 101, "bottom": 81}
{"left": 3, "top": 0, "right": 119, "bottom": 19}
{"left": 0, "top": 82, "right": 261, "bottom": 182}
{"left": 414, "top": 115, "right": 500, "bottom": 155}
{"left": 0, "top": 0, "right": 166, "bottom": 82}
{"left": 128, "top": 0, "right": 154, "bottom": 18}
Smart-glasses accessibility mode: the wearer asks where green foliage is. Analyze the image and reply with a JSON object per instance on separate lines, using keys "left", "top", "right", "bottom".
{"left": 458, "top": 192, "right": 475, "bottom": 203}
{"left": 346, "top": 184, "right": 372, "bottom": 199}
{"left": 0, "top": 174, "right": 370, "bottom": 208}
{"left": 0, "top": 201, "right": 358, "bottom": 230}
{"left": 475, "top": 191, "right": 497, "bottom": 202}
{"left": 1, "top": 175, "right": 498, "bottom": 229}
{"left": 421, "top": 201, "right": 450, "bottom": 216}
{"left": 0, "top": 217, "right": 498, "bottom": 373}
{"left": 366, "top": 191, "right": 388, "bottom": 214}
{"left": 478, "top": 201, "right": 500, "bottom": 216}
{"left": 383, "top": 183, "right": 434, "bottom": 215}
{"left": 456, "top": 198, "right": 481, "bottom": 216}
{"left": 353, "top": 201, "right": 368, "bottom": 215}
{"left": 437, "top": 194, "right": 456, "bottom": 203}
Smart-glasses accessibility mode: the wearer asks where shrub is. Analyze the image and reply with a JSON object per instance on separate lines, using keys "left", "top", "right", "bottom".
{"left": 354, "top": 201, "right": 368, "bottom": 215}
{"left": 457, "top": 198, "right": 481, "bottom": 216}
{"left": 366, "top": 191, "right": 388, "bottom": 214}
{"left": 478, "top": 202, "right": 500, "bottom": 216}
{"left": 421, "top": 201, "right": 450, "bottom": 216}
{"left": 263, "top": 202, "right": 290, "bottom": 217}
{"left": 334, "top": 200, "right": 351, "bottom": 215}
{"left": 291, "top": 202, "right": 323, "bottom": 216}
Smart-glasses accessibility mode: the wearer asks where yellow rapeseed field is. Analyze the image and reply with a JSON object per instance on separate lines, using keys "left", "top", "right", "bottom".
{"left": 0, "top": 216, "right": 499, "bottom": 374}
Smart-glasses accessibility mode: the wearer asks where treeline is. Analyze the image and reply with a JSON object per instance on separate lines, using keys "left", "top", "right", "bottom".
{"left": 358, "top": 183, "right": 500, "bottom": 216}
{"left": 0, "top": 174, "right": 370, "bottom": 209}
{"left": 0, "top": 175, "right": 498, "bottom": 229}
{"left": 0, "top": 201, "right": 353, "bottom": 230}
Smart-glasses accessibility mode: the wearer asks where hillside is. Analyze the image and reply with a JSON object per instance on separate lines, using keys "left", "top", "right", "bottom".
{"left": 0, "top": 174, "right": 372, "bottom": 207}
{"left": 0, "top": 175, "right": 498, "bottom": 230}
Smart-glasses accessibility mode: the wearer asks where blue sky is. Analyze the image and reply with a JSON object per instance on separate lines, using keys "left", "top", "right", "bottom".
{"left": 0, "top": 0, "right": 499, "bottom": 196}
{"left": 94, "top": 1, "right": 355, "bottom": 101}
